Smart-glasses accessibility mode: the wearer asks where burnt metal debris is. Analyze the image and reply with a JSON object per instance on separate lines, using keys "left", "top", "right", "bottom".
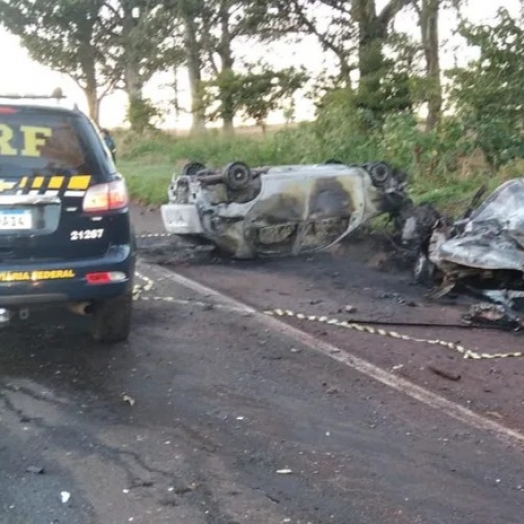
{"left": 405, "top": 179, "right": 524, "bottom": 329}
{"left": 161, "top": 160, "right": 411, "bottom": 259}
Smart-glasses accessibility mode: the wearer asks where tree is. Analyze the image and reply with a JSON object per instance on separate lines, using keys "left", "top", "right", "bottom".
{"left": 411, "top": 0, "right": 464, "bottom": 130}
{"left": 1, "top": 0, "right": 178, "bottom": 128}
{"left": 238, "top": 67, "right": 307, "bottom": 132}
{"left": 195, "top": 0, "right": 288, "bottom": 132}
{"left": 100, "top": 0, "right": 179, "bottom": 129}
{"left": 267, "top": 0, "right": 413, "bottom": 122}
{"left": 0, "top": 0, "right": 112, "bottom": 122}
{"left": 203, "top": 65, "right": 307, "bottom": 132}
{"left": 350, "top": 0, "right": 412, "bottom": 121}
{"left": 161, "top": 0, "right": 239, "bottom": 133}
{"left": 412, "top": 0, "right": 441, "bottom": 130}
{"left": 449, "top": 8, "right": 524, "bottom": 168}
{"left": 179, "top": 0, "right": 207, "bottom": 133}
{"left": 266, "top": 0, "right": 357, "bottom": 83}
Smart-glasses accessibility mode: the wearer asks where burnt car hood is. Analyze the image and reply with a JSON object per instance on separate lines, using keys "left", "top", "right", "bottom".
{"left": 433, "top": 179, "right": 524, "bottom": 271}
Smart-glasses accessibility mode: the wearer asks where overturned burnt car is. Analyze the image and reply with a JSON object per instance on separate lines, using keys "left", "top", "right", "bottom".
{"left": 412, "top": 179, "right": 524, "bottom": 315}
{"left": 161, "top": 160, "right": 410, "bottom": 258}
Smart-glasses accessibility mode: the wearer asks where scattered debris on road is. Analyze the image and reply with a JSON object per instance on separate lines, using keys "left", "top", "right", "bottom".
{"left": 161, "top": 160, "right": 411, "bottom": 258}
{"left": 122, "top": 394, "right": 136, "bottom": 406}
{"left": 428, "top": 364, "right": 462, "bottom": 382}
{"left": 60, "top": 491, "right": 71, "bottom": 504}
{"left": 25, "top": 466, "right": 45, "bottom": 475}
{"left": 462, "top": 304, "right": 523, "bottom": 331}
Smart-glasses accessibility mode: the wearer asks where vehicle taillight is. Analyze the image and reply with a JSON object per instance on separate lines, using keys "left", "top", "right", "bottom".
{"left": 82, "top": 180, "right": 128, "bottom": 213}
{"left": 86, "top": 271, "right": 126, "bottom": 284}
{"left": 0, "top": 107, "right": 17, "bottom": 114}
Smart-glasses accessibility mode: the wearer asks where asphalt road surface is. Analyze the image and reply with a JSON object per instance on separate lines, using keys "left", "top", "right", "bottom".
{"left": 1, "top": 209, "right": 524, "bottom": 523}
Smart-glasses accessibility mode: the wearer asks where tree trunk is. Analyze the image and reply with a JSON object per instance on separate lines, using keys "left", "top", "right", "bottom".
{"left": 183, "top": 15, "right": 206, "bottom": 134}
{"left": 85, "top": 86, "right": 99, "bottom": 123}
{"left": 79, "top": 39, "right": 99, "bottom": 123}
{"left": 353, "top": 0, "right": 384, "bottom": 107}
{"left": 122, "top": 6, "right": 144, "bottom": 126}
{"left": 218, "top": 0, "right": 235, "bottom": 134}
{"left": 419, "top": 0, "right": 442, "bottom": 131}
{"left": 124, "top": 64, "right": 143, "bottom": 104}
{"left": 351, "top": 0, "right": 411, "bottom": 121}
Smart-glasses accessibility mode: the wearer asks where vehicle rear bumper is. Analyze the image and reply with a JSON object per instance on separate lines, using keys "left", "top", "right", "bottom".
{"left": 161, "top": 203, "right": 203, "bottom": 235}
{"left": 0, "top": 244, "right": 135, "bottom": 307}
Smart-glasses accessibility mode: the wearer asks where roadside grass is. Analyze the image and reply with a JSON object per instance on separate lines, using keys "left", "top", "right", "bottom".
{"left": 118, "top": 160, "right": 172, "bottom": 205}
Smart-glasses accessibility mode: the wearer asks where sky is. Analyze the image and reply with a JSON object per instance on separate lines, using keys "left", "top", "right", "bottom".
{"left": 0, "top": 0, "right": 520, "bottom": 129}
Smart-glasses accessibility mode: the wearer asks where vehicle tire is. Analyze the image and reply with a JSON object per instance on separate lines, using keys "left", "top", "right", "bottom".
{"left": 223, "top": 161, "right": 252, "bottom": 190}
{"left": 367, "top": 162, "right": 392, "bottom": 187}
{"left": 90, "top": 292, "right": 133, "bottom": 344}
{"left": 182, "top": 162, "right": 206, "bottom": 178}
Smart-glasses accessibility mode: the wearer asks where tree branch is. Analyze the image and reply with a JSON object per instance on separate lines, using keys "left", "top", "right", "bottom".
{"left": 378, "top": 0, "right": 412, "bottom": 28}
{"left": 288, "top": 0, "right": 352, "bottom": 63}
{"left": 411, "top": 0, "right": 422, "bottom": 17}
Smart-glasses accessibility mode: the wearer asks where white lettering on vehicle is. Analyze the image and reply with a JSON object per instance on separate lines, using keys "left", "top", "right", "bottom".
{"left": 70, "top": 229, "right": 104, "bottom": 241}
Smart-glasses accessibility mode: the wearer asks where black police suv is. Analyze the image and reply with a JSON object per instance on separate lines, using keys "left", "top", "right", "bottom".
{"left": 0, "top": 101, "right": 136, "bottom": 343}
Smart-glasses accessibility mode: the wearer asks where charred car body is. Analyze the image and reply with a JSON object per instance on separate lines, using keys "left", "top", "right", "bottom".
{"left": 411, "top": 179, "right": 524, "bottom": 319}
{"left": 161, "top": 160, "right": 410, "bottom": 258}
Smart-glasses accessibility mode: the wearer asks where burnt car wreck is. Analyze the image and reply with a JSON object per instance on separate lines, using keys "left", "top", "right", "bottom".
{"left": 409, "top": 179, "right": 524, "bottom": 327}
{"left": 161, "top": 160, "right": 410, "bottom": 259}
{"left": 160, "top": 158, "right": 524, "bottom": 327}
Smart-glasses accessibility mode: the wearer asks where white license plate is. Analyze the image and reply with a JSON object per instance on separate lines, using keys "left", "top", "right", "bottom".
{"left": 0, "top": 210, "right": 32, "bottom": 230}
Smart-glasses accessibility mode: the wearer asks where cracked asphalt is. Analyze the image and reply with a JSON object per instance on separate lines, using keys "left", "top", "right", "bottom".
{"left": 1, "top": 207, "right": 524, "bottom": 523}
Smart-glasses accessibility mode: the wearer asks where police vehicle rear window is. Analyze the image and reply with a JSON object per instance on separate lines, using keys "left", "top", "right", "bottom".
{"left": 0, "top": 108, "right": 89, "bottom": 178}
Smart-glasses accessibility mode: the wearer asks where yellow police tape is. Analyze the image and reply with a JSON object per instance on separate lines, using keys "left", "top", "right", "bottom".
{"left": 264, "top": 308, "right": 524, "bottom": 360}
{"left": 132, "top": 272, "right": 523, "bottom": 361}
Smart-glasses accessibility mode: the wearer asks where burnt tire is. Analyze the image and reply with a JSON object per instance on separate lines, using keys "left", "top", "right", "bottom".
{"left": 182, "top": 162, "right": 206, "bottom": 178}
{"left": 367, "top": 162, "right": 392, "bottom": 187}
{"left": 90, "top": 292, "right": 133, "bottom": 344}
{"left": 223, "top": 161, "right": 252, "bottom": 190}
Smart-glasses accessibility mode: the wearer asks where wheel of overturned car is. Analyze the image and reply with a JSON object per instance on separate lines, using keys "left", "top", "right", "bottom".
{"left": 223, "top": 161, "right": 252, "bottom": 190}
{"left": 182, "top": 162, "right": 206, "bottom": 178}
{"left": 367, "top": 162, "right": 392, "bottom": 187}
{"left": 413, "top": 252, "right": 436, "bottom": 285}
